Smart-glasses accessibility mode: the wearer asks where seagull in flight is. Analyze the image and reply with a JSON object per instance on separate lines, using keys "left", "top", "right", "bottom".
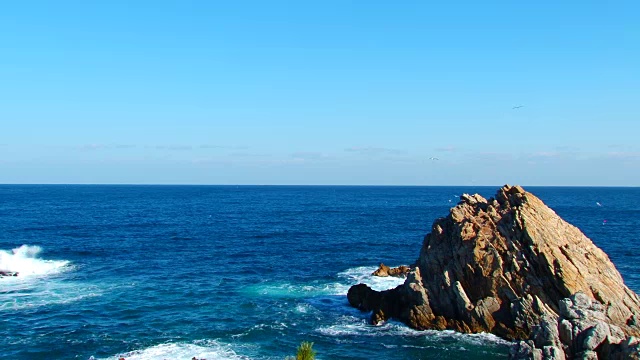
{"left": 512, "top": 105, "right": 524, "bottom": 109}
{"left": 429, "top": 157, "right": 439, "bottom": 161}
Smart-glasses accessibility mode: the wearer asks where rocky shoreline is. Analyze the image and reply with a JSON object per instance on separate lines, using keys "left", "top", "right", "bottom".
{"left": 350, "top": 185, "right": 640, "bottom": 359}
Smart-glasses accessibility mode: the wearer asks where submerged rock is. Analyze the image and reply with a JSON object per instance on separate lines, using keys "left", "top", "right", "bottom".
{"left": 348, "top": 185, "right": 640, "bottom": 359}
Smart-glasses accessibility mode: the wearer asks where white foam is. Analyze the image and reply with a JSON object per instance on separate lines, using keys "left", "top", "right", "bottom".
{"left": 295, "top": 303, "right": 312, "bottom": 313}
{"left": 316, "top": 316, "right": 432, "bottom": 337}
{"left": 422, "top": 329, "right": 511, "bottom": 346}
{"left": 243, "top": 266, "right": 405, "bottom": 299}
{"left": 98, "top": 340, "right": 249, "bottom": 360}
{"left": 0, "top": 245, "right": 70, "bottom": 277}
{"left": 0, "top": 281, "right": 102, "bottom": 311}
{"left": 317, "top": 318, "right": 510, "bottom": 346}
{"left": 0, "top": 245, "right": 99, "bottom": 311}
{"left": 231, "top": 322, "right": 290, "bottom": 339}
{"left": 337, "top": 266, "right": 407, "bottom": 293}
{"left": 243, "top": 281, "right": 346, "bottom": 298}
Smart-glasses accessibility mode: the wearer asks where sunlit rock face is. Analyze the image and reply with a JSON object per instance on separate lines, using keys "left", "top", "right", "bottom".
{"left": 348, "top": 185, "right": 640, "bottom": 359}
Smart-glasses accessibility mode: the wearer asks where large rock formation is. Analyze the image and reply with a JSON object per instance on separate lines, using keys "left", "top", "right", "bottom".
{"left": 348, "top": 185, "right": 640, "bottom": 358}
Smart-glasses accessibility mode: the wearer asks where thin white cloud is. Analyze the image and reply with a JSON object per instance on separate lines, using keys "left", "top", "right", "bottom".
{"left": 470, "top": 152, "right": 516, "bottom": 161}
{"left": 199, "top": 144, "right": 249, "bottom": 150}
{"left": 155, "top": 145, "right": 193, "bottom": 151}
{"left": 434, "top": 146, "right": 458, "bottom": 152}
{"left": 607, "top": 144, "right": 629, "bottom": 150}
{"left": 228, "top": 152, "right": 270, "bottom": 158}
{"left": 79, "top": 144, "right": 107, "bottom": 151}
{"left": 530, "top": 151, "right": 561, "bottom": 158}
{"left": 79, "top": 144, "right": 136, "bottom": 151}
{"left": 554, "top": 145, "right": 580, "bottom": 152}
{"left": 344, "top": 146, "right": 406, "bottom": 155}
{"left": 606, "top": 151, "right": 640, "bottom": 159}
{"left": 291, "top": 152, "right": 331, "bottom": 160}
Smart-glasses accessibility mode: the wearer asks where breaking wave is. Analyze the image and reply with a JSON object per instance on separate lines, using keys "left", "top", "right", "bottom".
{"left": 336, "top": 266, "right": 407, "bottom": 292}
{"left": 0, "top": 244, "right": 98, "bottom": 311}
{"left": 0, "top": 245, "right": 70, "bottom": 277}
{"left": 317, "top": 316, "right": 511, "bottom": 346}
{"left": 96, "top": 340, "right": 250, "bottom": 360}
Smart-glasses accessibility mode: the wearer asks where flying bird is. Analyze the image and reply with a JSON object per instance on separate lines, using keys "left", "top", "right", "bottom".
{"left": 429, "top": 157, "right": 439, "bottom": 161}
{"left": 512, "top": 105, "right": 524, "bottom": 109}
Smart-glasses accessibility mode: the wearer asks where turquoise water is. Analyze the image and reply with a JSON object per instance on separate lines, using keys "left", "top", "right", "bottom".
{"left": 1, "top": 185, "right": 638, "bottom": 359}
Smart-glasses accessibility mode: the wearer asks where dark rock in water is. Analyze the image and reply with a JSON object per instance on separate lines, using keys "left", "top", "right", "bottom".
{"left": 348, "top": 185, "right": 640, "bottom": 359}
{"left": 0, "top": 270, "right": 18, "bottom": 277}
{"left": 372, "top": 263, "right": 410, "bottom": 278}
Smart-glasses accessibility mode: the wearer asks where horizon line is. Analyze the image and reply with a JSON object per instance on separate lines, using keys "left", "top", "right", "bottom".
{"left": 1, "top": 183, "right": 638, "bottom": 188}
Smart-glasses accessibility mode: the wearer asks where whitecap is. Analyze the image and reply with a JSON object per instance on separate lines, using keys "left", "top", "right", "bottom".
{"left": 0, "top": 245, "right": 70, "bottom": 277}
{"left": 295, "top": 303, "right": 312, "bottom": 313}
{"left": 0, "top": 245, "right": 100, "bottom": 311}
{"left": 336, "top": 265, "right": 407, "bottom": 292}
{"left": 97, "top": 340, "right": 249, "bottom": 360}
{"left": 317, "top": 318, "right": 510, "bottom": 347}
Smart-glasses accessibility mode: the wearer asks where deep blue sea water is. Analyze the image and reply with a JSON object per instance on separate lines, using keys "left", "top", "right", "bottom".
{"left": 1, "top": 185, "right": 639, "bottom": 360}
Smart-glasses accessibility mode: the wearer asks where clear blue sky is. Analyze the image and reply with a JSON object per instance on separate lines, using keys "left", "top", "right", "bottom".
{"left": 1, "top": 1, "right": 638, "bottom": 185}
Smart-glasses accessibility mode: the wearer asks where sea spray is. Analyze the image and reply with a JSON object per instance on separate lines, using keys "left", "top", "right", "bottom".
{"left": 0, "top": 245, "right": 70, "bottom": 277}
{"left": 0, "top": 245, "right": 89, "bottom": 311}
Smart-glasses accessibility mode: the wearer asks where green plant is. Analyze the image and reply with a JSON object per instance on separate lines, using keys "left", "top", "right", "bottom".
{"left": 285, "top": 341, "right": 316, "bottom": 360}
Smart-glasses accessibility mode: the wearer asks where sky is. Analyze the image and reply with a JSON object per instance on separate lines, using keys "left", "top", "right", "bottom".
{"left": 1, "top": 1, "right": 638, "bottom": 186}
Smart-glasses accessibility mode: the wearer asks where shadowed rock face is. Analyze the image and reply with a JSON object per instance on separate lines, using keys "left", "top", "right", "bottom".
{"left": 348, "top": 185, "right": 640, "bottom": 344}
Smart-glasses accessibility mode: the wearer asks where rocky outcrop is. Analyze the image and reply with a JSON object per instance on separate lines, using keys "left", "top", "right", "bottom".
{"left": 372, "top": 263, "right": 410, "bottom": 278}
{"left": 511, "top": 292, "right": 640, "bottom": 359}
{"left": 348, "top": 185, "right": 640, "bottom": 358}
{"left": 0, "top": 270, "right": 18, "bottom": 277}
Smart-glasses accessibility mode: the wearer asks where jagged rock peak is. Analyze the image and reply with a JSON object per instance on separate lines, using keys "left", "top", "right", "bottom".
{"left": 348, "top": 185, "right": 640, "bottom": 354}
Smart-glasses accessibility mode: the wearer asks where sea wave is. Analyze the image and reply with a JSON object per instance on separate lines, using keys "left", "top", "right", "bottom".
{"left": 242, "top": 265, "right": 406, "bottom": 299}
{"left": 336, "top": 266, "right": 407, "bottom": 292}
{"left": 96, "top": 340, "right": 250, "bottom": 360}
{"left": 0, "top": 244, "right": 70, "bottom": 277}
{"left": 317, "top": 317, "right": 510, "bottom": 346}
{"left": 0, "top": 245, "right": 98, "bottom": 311}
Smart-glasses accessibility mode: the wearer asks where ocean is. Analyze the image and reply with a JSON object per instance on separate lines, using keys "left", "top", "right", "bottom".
{"left": 1, "top": 185, "right": 639, "bottom": 360}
